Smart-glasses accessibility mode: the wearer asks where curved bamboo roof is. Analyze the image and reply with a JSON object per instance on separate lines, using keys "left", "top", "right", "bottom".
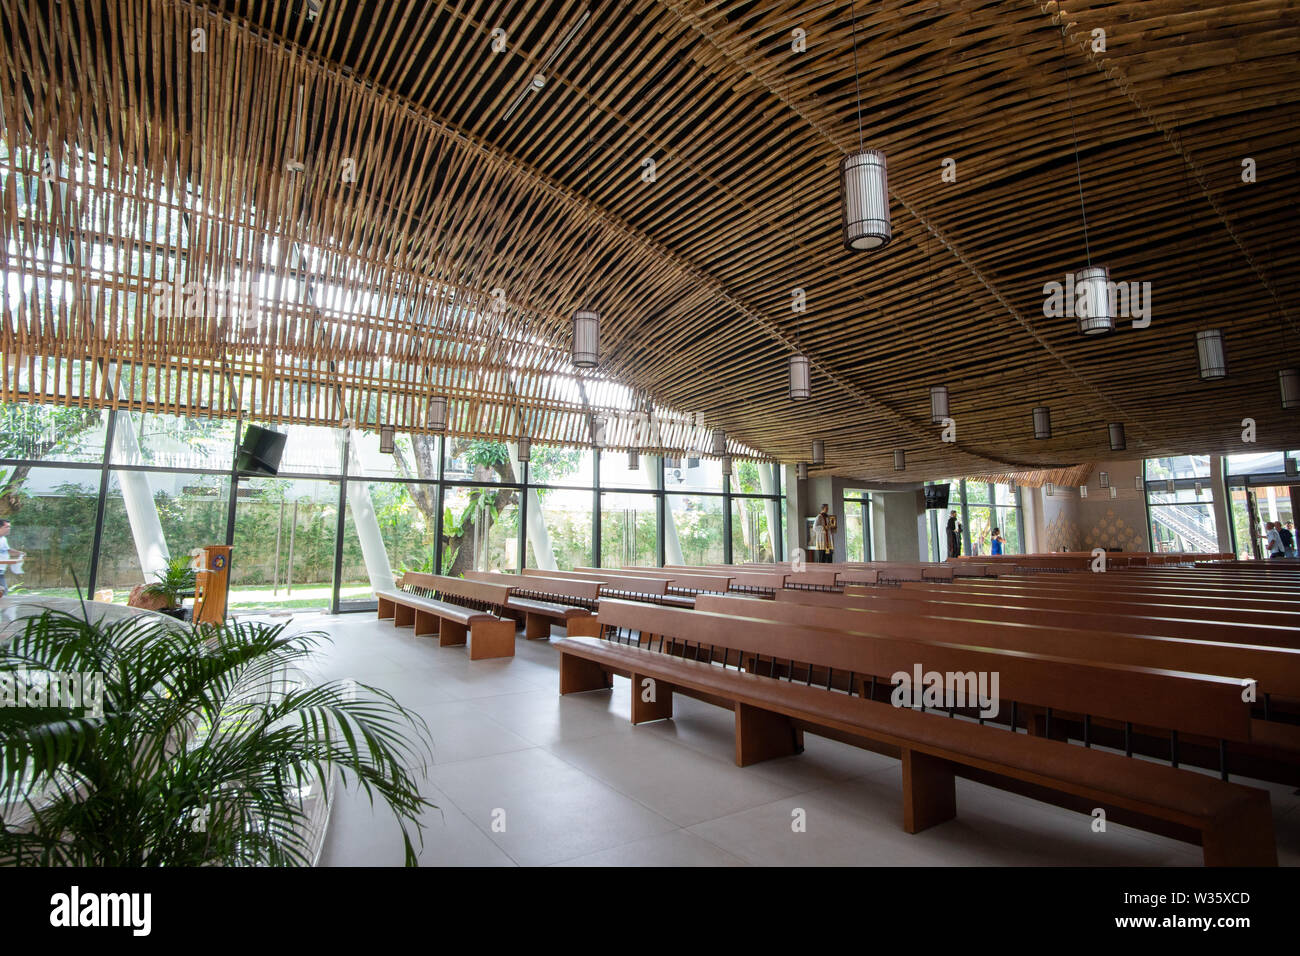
{"left": 2, "top": 0, "right": 1296, "bottom": 479}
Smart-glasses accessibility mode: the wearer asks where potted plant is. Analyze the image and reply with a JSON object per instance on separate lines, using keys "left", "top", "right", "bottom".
{"left": 0, "top": 607, "right": 436, "bottom": 866}
{"left": 141, "top": 554, "right": 197, "bottom": 619}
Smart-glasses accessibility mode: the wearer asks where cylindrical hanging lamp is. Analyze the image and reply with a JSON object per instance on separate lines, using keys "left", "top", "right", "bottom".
{"left": 1285, "top": 456, "right": 1298, "bottom": 478}
{"left": 721, "top": 456, "right": 732, "bottom": 477}
{"left": 789, "top": 354, "right": 811, "bottom": 401}
{"left": 1099, "top": 471, "right": 1110, "bottom": 489}
{"left": 1194, "top": 481, "right": 1203, "bottom": 497}
{"left": 893, "top": 449, "right": 905, "bottom": 471}
{"left": 517, "top": 436, "right": 531, "bottom": 463}
{"left": 840, "top": 150, "right": 891, "bottom": 251}
{"left": 1109, "top": 486, "right": 1117, "bottom": 499}
{"left": 1280, "top": 368, "right": 1300, "bottom": 409}
{"left": 628, "top": 449, "right": 640, "bottom": 470}
{"left": 428, "top": 396, "right": 448, "bottom": 431}
{"left": 1075, "top": 265, "right": 1115, "bottom": 335}
{"left": 571, "top": 309, "right": 600, "bottom": 368}
{"left": 1108, "top": 422, "right": 1126, "bottom": 451}
{"left": 1032, "top": 405, "right": 1052, "bottom": 440}
{"left": 797, "top": 462, "right": 809, "bottom": 480}
{"left": 590, "top": 415, "right": 606, "bottom": 448}
{"left": 1045, "top": 481, "right": 1055, "bottom": 497}
{"left": 379, "top": 424, "right": 395, "bottom": 455}
{"left": 711, "top": 429, "right": 727, "bottom": 456}
{"left": 811, "top": 439, "right": 825, "bottom": 465}
{"left": 1134, "top": 475, "right": 1143, "bottom": 491}
{"left": 1195, "top": 329, "right": 1228, "bottom": 380}
{"left": 1080, "top": 484, "right": 1088, "bottom": 498}
{"left": 1165, "top": 479, "right": 1175, "bottom": 495}
{"left": 929, "top": 385, "right": 950, "bottom": 424}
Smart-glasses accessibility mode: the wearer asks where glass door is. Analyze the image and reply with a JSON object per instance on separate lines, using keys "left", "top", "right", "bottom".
{"left": 600, "top": 491, "right": 657, "bottom": 567}
{"left": 231, "top": 476, "right": 341, "bottom": 612}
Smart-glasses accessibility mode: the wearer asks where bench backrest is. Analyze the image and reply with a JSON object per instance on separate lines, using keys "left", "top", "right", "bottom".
{"left": 696, "top": 593, "right": 1300, "bottom": 700}
{"left": 593, "top": 599, "right": 1253, "bottom": 742}
{"left": 465, "top": 570, "right": 602, "bottom": 602}
{"left": 402, "top": 572, "right": 512, "bottom": 608}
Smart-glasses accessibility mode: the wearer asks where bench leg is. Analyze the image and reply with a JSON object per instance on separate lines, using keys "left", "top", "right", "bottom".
{"left": 468, "top": 620, "right": 516, "bottom": 660}
{"left": 524, "top": 613, "right": 552, "bottom": 641}
{"left": 631, "top": 671, "right": 673, "bottom": 724}
{"left": 438, "top": 619, "right": 467, "bottom": 647}
{"left": 1201, "top": 793, "right": 1277, "bottom": 866}
{"left": 901, "top": 748, "right": 957, "bottom": 834}
{"left": 377, "top": 597, "right": 395, "bottom": 620}
{"left": 560, "top": 652, "right": 613, "bottom": 694}
{"left": 413, "top": 609, "right": 439, "bottom": 638}
{"left": 393, "top": 602, "right": 415, "bottom": 628}
{"left": 734, "top": 702, "right": 803, "bottom": 767}
{"left": 565, "top": 614, "right": 600, "bottom": 638}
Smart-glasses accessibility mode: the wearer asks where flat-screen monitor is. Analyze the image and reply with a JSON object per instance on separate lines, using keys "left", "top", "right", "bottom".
{"left": 924, "top": 483, "right": 950, "bottom": 510}
{"left": 236, "top": 424, "right": 287, "bottom": 476}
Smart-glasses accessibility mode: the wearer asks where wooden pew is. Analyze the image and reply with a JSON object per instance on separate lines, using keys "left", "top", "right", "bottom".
{"left": 377, "top": 573, "right": 516, "bottom": 659}
{"left": 555, "top": 600, "right": 1275, "bottom": 865}
{"left": 464, "top": 571, "right": 599, "bottom": 639}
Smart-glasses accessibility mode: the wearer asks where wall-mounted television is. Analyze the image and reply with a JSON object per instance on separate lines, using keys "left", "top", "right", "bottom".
{"left": 236, "top": 424, "right": 288, "bottom": 477}
{"left": 924, "top": 483, "right": 951, "bottom": 510}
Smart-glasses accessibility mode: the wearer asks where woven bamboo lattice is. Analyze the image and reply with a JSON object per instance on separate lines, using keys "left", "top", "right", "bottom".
{"left": 1, "top": 1, "right": 1296, "bottom": 479}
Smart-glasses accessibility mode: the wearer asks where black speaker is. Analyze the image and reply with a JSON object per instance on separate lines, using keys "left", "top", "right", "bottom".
{"left": 236, "top": 424, "right": 288, "bottom": 476}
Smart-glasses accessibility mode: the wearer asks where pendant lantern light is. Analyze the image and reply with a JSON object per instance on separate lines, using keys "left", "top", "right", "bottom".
{"left": 1108, "top": 422, "right": 1126, "bottom": 452}
{"left": 893, "top": 449, "right": 905, "bottom": 472}
{"left": 812, "top": 439, "right": 825, "bottom": 465}
{"left": 1195, "top": 481, "right": 1203, "bottom": 497}
{"left": 711, "top": 429, "right": 727, "bottom": 456}
{"left": 1032, "top": 406, "right": 1052, "bottom": 440}
{"left": 1134, "top": 475, "right": 1143, "bottom": 491}
{"left": 378, "top": 424, "right": 395, "bottom": 455}
{"left": 1080, "top": 484, "right": 1088, "bottom": 498}
{"left": 517, "top": 436, "right": 531, "bottom": 463}
{"left": 1075, "top": 266, "right": 1116, "bottom": 335}
{"left": 628, "top": 449, "right": 640, "bottom": 470}
{"left": 1099, "top": 471, "right": 1110, "bottom": 489}
{"left": 721, "top": 456, "right": 732, "bottom": 478}
{"left": 929, "top": 386, "right": 950, "bottom": 424}
{"left": 590, "top": 415, "right": 606, "bottom": 449}
{"left": 1165, "top": 479, "right": 1175, "bottom": 495}
{"left": 840, "top": 2, "right": 891, "bottom": 252}
{"left": 797, "top": 462, "right": 809, "bottom": 480}
{"left": 1283, "top": 456, "right": 1297, "bottom": 477}
{"left": 571, "top": 310, "right": 600, "bottom": 368}
{"left": 428, "top": 396, "right": 448, "bottom": 431}
{"left": 1280, "top": 368, "right": 1299, "bottom": 409}
{"left": 1109, "top": 486, "right": 1117, "bottom": 499}
{"left": 789, "top": 353, "right": 811, "bottom": 401}
{"left": 1045, "top": 481, "right": 1055, "bottom": 497}
{"left": 1195, "top": 329, "right": 1228, "bottom": 380}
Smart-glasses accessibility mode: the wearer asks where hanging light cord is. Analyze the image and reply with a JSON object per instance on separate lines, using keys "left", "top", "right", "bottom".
{"left": 1059, "top": 26, "right": 1091, "bottom": 266}
{"left": 850, "top": 0, "right": 864, "bottom": 152}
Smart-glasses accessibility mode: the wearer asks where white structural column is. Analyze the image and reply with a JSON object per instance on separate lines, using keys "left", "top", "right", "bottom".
{"left": 663, "top": 464, "right": 686, "bottom": 565}
{"left": 343, "top": 429, "right": 396, "bottom": 592}
{"left": 524, "top": 488, "right": 558, "bottom": 570}
{"left": 111, "top": 410, "right": 170, "bottom": 580}
{"left": 759, "top": 463, "right": 781, "bottom": 559}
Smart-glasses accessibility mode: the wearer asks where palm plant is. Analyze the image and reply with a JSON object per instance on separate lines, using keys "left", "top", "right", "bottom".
{"left": 0, "top": 606, "right": 436, "bottom": 866}
{"left": 141, "top": 554, "right": 197, "bottom": 611}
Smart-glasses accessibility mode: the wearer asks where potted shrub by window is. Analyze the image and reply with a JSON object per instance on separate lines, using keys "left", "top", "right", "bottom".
{"left": 138, "top": 555, "right": 197, "bottom": 620}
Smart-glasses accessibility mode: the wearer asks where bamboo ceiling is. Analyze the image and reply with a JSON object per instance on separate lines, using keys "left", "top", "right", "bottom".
{"left": 1, "top": 0, "right": 1297, "bottom": 480}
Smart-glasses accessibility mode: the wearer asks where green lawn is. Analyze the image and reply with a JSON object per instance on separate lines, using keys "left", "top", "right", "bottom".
{"left": 9, "top": 583, "right": 375, "bottom": 611}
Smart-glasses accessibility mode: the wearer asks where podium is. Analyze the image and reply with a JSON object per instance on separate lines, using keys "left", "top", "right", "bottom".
{"left": 193, "top": 545, "right": 233, "bottom": 625}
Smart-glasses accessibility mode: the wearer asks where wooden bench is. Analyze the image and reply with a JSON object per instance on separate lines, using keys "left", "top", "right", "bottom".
{"left": 465, "top": 571, "right": 600, "bottom": 639}
{"left": 556, "top": 601, "right": 1275, "bottom": 865}
{"left": 379, "top": 573, "right": 517, "bottom": 659}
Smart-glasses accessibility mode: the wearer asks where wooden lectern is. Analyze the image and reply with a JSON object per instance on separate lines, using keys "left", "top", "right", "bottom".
{"left": 193, "top": 545, "right": 233, "bottom": 625}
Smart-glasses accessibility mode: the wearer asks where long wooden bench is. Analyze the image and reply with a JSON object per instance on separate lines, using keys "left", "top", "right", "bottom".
{"left": 465, "top": 570, "right": 599, "bottom": 639}
{"left": 377, "top": 573, "right": 517, "bottom": 659}
{"left": 556, "top": 601, "right": 1275, "bottom": 865}
{"left": 523, "top": 567, "right": 696, "bottom": 608}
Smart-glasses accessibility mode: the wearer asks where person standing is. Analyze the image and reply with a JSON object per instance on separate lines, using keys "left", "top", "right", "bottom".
{"left": 1279, "top": 521, "right": 1296, "bottom": 559}
{"left": 945, "top": 510, "right": 960, "bottom": 559}
{"left": 1262, "top": 521, "right": 1285, "bottom": 559}
{"left": 813, "top": 504, "right": 833, "bottom": 563}
{"left": 991, "top": 528, "right": 1005, "bottom": 556}
{"left": 0, "top": 519, "right": 24, "bottom": 597}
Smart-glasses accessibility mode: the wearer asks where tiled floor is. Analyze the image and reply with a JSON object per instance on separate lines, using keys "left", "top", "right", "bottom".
{"left": 307, "top": 613, "right": 1300, "bottom": 867}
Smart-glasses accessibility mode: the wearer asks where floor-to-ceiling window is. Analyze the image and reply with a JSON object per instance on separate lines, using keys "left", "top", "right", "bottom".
{"left": 923, "top": 478, "right": 1023, "bottom": 560}
{"left": 1142, "top": 456, "right": 1219, "bottom": 554}
{"left": 842, "top": 488, "right": 872, "bottom": 562}
{"left": 1223, "top": 450, "right": 1298, "bottom": 559}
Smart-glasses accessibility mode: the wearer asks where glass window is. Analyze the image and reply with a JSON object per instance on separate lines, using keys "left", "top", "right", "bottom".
{"left": 1145, "top": 468, "right": 1220, "bottom": 555}
{"left": 523, "top": 445, "right": 590, "bottom": 488}
{"left": 108, "top": 410, "right": 236, "bottom": 470}
{"left": 242, "top": 420, "right": 344, "bottom": 478}
{"left": 664, "top": 456, "right": 722, "bottom": 494}
{"left": 441, "top": 484, "right": 522, "bottom": 575}
{"left": 0, "top": 465, "right": 100, "bottom": 597}
{"left": 0, "top": 402, "right": 110, "bottom": 464}
{"left": 99, "top": 471, "right": 231, "bottom": 603}
{"left": 527, "top": 487, "right": 592, "bottom": 571}
{"left": 443, "top": 437, "right": 524, "bottom": 484}
{"left": 599, "top": 450, "right": 657, "bottom": 490}
{"left": 230, "top": 477, "right": 340, "bottom": 611}
{"left": 350, "top": 429, "right": 441, "bottom": 482}
{"left": 667, "top": 494, "right": 725, "bottom": 565}
{"left": 731, "top": 495, "right": 778, "bottom": 563}
{"left": 600, "top": 491, "right": 657, "bottom": 567}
